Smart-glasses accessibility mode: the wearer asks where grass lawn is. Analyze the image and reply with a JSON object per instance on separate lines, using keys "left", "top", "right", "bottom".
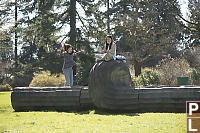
{"left": 0, "top": 92, "right": 186, "bottom": 133}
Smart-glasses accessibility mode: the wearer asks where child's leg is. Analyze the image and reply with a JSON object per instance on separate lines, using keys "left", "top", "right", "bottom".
{"left": 113, "top": 54, "right": 116, "bottom": 60}
{"left": 62, "top": 68, "right": 71, "bottom": 86}
{"left": 69, "top": 67, "right": 73, "bottom": 86}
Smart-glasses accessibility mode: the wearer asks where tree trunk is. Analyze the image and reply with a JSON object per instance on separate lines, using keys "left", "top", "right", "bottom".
{"left": 107, "top": 0, "right": 110, "bottom": 34}
{"left": 69, "top": 0, "right": 76, "bottom": 48}
{"left": 134, "top": 59, "right": 142, "bottom": 77}
{"left": 15, "top": 0, "right": 18, "bottom": 63}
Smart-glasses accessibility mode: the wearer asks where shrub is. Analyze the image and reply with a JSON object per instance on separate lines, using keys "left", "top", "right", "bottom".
{"left": 156, "top": 55, "right": 191, "bottom": 85}
{"left": 0, "top": 84, "right": 12, "bottom": 91}
{"left": 29, "top": 71, "right": 65, "bottom": 87}
{"left": 10, "top": 74, "right": 33, "bottom": 87}
{"left": 189, "top": 68, "right": 200, "bottom": 85}
{"left": 135, "top": 69, "right": 160, "bottom": 86}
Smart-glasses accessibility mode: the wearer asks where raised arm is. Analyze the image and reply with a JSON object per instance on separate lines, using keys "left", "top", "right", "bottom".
{"left": 73, "top": 51, "right": 83, "bottom": 56}
{"left": 60, "top": 43, "right": 66, "bottom": 56}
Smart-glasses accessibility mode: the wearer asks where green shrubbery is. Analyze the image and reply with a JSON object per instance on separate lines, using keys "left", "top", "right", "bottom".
{"left": 0, "top": 84, "right": 12, "bottom": 91}
{"left": 135, "top": 69, "right": 160, "bottom": 86}
{"left": 132, "top": 56, "right": 194, "bottom": 86}
{"left": 29, "top": 71, "right": 65, "bottom": 87}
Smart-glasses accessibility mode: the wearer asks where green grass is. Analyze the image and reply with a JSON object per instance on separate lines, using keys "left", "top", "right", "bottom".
{"left": 0, "top": 92, "right": 186, "bottom": 133}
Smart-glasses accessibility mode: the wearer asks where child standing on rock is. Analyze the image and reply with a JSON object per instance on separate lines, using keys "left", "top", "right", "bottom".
{"left": 61, "top": 43, "right": 82, "bottom": 87}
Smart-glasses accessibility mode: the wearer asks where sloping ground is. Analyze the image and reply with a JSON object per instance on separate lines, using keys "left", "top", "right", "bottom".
{"left": 1, "top": 92, "right": 187, "bottom": 133}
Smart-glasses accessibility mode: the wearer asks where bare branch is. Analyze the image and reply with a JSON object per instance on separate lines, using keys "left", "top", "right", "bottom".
{"left": 176, "top": 14, "right": 198, "bottom": 25}
{"left": 174, "top": 15, "right": 198, "bottom": 32}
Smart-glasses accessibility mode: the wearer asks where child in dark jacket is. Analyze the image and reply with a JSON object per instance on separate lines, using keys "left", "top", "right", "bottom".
{"left": 61, "top": 43, "right": 81, "bottom": 87}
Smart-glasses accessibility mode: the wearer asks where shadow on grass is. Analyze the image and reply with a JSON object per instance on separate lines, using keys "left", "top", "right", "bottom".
{"left": 12, "top": 107, "right": 141, "bottom": 117}
{"left": 0, "top": 105, "right": 13, "bottom": 113}
{"left": 72, "top": 108, "right": 141, "bottom": 116}
{"left": 0, "top": 92, "right": 9, "bottom": 95}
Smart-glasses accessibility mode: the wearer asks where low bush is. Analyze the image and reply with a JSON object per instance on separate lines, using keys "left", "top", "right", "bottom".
{"left": 0, "top": 84, "right": 12, "bottom": 91}
{"left": 156, "top": 55, "right": 191, "bottom": 85}
{"left": 135, "top": 69, "right": 160, "bottom": 86}
{"left": 10, "top": 74, "right": 33, "bottom": 88}
{"left": 29, "top": 71, "right": 65, "bottom": 87}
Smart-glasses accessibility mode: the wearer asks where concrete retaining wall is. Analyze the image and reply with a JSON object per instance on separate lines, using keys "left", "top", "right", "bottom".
{"left": 11, "top": 86, "right": 200, "bottom": 112}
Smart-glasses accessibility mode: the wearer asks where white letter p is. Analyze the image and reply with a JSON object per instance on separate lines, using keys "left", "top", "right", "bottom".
{"left": 189, "top": 103, "right": 199, "bottom": 115}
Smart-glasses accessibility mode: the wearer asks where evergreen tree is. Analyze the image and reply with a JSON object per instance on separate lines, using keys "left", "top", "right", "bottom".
{"left": 112, "top": 0, "right": 182, "bottom": 76}
{"left": 14, "top": 0, "right": 98, "bottom": 85}
{"left": 178, "top": 0, "right": 200, "bottom": 47}
{"left": 0, "top": 1, "right": 15, "bottom": 84}
{"left": 188, "top": 0, "right": 200, "bottom": 47}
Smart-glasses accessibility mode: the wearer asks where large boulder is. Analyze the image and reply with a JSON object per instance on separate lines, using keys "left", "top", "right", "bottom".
{"left": 88, "top": 60, "right": 138, "bottom": 111}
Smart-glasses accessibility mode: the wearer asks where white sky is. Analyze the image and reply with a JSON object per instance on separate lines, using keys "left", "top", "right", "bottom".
{"left": 178, "top": 0, "right": 189, "bottom": 19}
